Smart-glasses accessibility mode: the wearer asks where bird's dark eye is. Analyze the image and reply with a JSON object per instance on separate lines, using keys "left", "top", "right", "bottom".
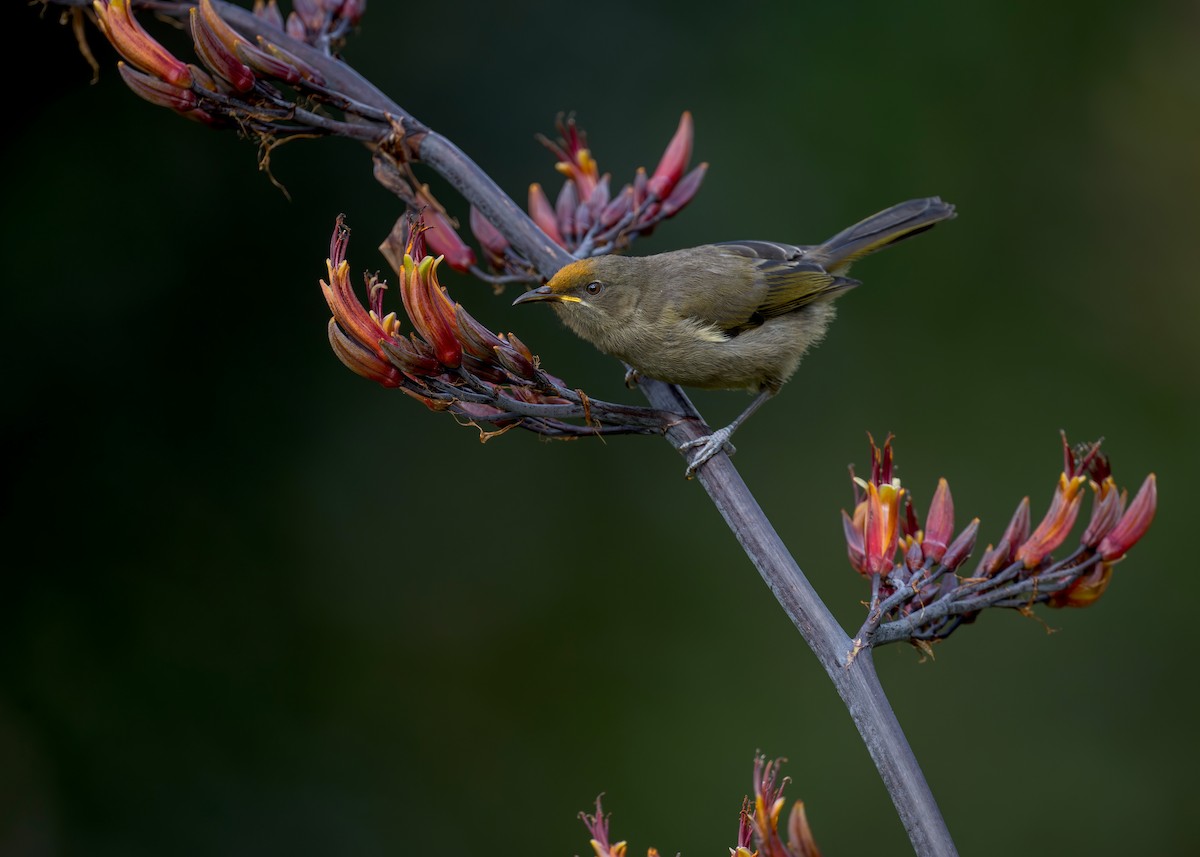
{"left": 585, "top": 280, "right": 603, "bottom": 296}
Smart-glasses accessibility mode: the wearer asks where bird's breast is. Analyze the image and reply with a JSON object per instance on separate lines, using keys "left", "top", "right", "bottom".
{"left": 580, "top": 307, "right": 833, "bottom": 393}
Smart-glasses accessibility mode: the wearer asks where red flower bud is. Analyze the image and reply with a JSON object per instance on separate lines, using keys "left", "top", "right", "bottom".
{"left": 922, "top": 478, "right": 954, "bottom": 562}
{"left": 469, "top": 206, "right": 510, "bottom": 268}
{"left": 378, "top": 335, "right": 441, "bottom": 378}
{"left": 528, "top": 183, "right": 565, "bottom": 247}
{"left": 117, "top": 62, "right": 198, "bottom": 112}
{"left": 842, "top": 509, "right": 868, "bottom": 575}
{"left": 941, "top": 518, "right": 980, "bottom": 570}
{"left": 555, "top": 180, "right": 579, "bottom": 243}
{"left": 600, "top": 186, "right": 634, "bottom": 230}
{"left": 190, "top": 4, "right": 255, "bottom": 92}
{"left": 1097, "top": 473, "right": 1156, "bottom": 560}
{"left": 905, "top": 538, "right": 924, "bottom": 572}
{"left": 493, "top": 342, "right": 537, "bottom": 380}
{"left": 1081, "top": 478, "right": 1123, "bottom": 547}
{"left": 233, "top": 40, "right": 302, "bottom": 84}
{"left": 454, "top": 303, "right": 507, "bottom": 362}
{"left": 785, "top": 801, "right": 822, "bottom": 857}
{"left": 259, "top": 39, "right": 326, "bottom": 84}
{"left": 647, "top": 111, "right": 693, "bottom": 200}
{"left": 659, "top": 162, "right": 708, "bottom": 219}
{"left": 422, "top": 209, "right": 477, "bottom": 273}
{"left": 632, "top": 167, "right": 648, "bottom": 207}
{"left": 999, "top": 496, "right": 1031, "bottom": 564}
{"left": 253, "top": 0, "right": 286, "bottom": 31}
{"left": 327, "top": 319, "right": 400, "bottom": 387}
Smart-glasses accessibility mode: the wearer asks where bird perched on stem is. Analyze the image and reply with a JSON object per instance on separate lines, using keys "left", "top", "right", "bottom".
{"left": 514, "top": 197, "right": 956, "bottom": 476}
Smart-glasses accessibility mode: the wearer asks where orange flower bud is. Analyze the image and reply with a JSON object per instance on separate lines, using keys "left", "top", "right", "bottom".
{"left": 1015, "top": 473, "right": 1087, "bottom": 568}
{"left": 863, "top": 481, "right": 902, "bottom": 575}
{"left": 94, "top": 0, "right": 193, "bottom": 87}
{"left": 399, "top": 254, "right": 461, "bottom": 368}
{"left": 1049, "top": 561, "right": 1114, "bottom": 608}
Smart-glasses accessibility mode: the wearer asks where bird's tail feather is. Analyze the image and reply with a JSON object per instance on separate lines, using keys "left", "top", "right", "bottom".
{"left": 809, "top": 197, "right": 956, "bottom": 274}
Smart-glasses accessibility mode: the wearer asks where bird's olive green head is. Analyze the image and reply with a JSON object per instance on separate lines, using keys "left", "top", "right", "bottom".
{"left": 512, "top": 257, "right": 643, "bottom": 332}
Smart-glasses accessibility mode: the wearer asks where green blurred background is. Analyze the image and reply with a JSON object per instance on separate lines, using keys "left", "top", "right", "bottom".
{"left": 4, "top": 1, "right": 1196, "bottom": 854}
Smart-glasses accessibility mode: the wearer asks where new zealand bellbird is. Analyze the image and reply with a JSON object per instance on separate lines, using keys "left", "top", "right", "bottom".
{"left": 513, "top": 196, "right": 955, "bottom": 476}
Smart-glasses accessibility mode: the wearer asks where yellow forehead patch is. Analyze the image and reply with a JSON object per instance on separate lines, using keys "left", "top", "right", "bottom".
{"left": 546, "top": 259, "right": 596, "bottom": 293}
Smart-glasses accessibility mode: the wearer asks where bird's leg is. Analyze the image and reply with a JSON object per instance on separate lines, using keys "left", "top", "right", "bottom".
{"left": 678, "top": 389, "right": 774, "bottom": 478}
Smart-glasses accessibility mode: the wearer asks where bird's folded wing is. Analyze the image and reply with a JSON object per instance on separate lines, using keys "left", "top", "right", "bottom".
{"left": 709, "top": 241, "right": 859, "bottom": 335}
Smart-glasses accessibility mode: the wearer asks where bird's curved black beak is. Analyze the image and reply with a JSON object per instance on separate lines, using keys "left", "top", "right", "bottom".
{"left": 512, "top": 285, "right": 578, "bottom": 306}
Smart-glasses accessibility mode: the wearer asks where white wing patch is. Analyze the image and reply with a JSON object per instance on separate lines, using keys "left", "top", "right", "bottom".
{"left": 684, "top": 316, "right": 731, "bottom": 343}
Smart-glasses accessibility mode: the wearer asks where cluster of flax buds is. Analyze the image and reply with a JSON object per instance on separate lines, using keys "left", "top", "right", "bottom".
{"left": 843, "top": 434, "right": 1157, "bottom": 654}
{"left": 322, "top": 214, "right": 671, "bottom": 439}
{"left": 254, "top": 0, "right": 364, "bottom": 49}
{"left": 91, "top": 0, "right": 389, "bottom": 139}
{"left": 579, "top": 756, "right": 820, "bottom": 857}
{"left": 467, "top": 113, "right": 708, "bottom": 285}
{"left": 86, "top": 2, "right": 708, "bottom": 287}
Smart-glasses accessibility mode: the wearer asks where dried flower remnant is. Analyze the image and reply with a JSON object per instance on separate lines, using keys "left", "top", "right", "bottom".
{"left": 574, "top": 757, "right": 819, "bottom": 857}
{"left": 579, "top": 797, "right": 640, "bottom": 857}
{"left": 843, "top": 433, "right": 1156, "bottom": 650}
{"left": 740, "top": 755, "right": 822, "bottom": 857}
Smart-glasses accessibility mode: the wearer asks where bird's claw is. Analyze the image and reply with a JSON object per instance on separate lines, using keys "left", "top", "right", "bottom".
{"left": 623, "top": 367, "right": 641, "bottom": 389}
{"left": 679, "top": 429, "right": 737, "bottom": 478}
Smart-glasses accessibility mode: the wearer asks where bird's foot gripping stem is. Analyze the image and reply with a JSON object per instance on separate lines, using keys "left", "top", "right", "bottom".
{"left": 679, "top": 430, "right": 737, "bottom": 479}
{"left": 675, "top": 389, "right": 773, "bottom": 479}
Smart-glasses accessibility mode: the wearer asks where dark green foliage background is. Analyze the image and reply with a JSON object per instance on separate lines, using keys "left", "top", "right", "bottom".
{"left": 4, "top": 2, "right": 1196, "bottom": 855}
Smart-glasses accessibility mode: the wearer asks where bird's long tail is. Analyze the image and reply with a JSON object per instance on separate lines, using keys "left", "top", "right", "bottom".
{"left": 808, "top": 196, "right": 956, "bottom": 274}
